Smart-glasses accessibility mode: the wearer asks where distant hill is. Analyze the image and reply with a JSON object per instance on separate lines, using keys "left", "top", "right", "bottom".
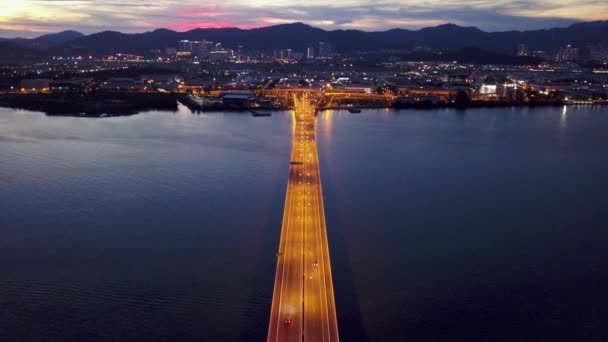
{"left": 2, "top": 22, "right": 607, "bottom": 61}
{"left": 0, "top": 41, "right": 46, "bottom": 61}
{"left": 33, "top": 30, "right": 84, "bottom": 47}
{"left": 49, "top": 21, "right": 608, "bottom": 57}
{"left": 402, "top": 47, "right": 544, "bottom": 65}
{"left": 6, "top": 30, "right": 84, "bottom": 51}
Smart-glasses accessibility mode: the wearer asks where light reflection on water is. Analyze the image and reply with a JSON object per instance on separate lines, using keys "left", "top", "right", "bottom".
{"left": 0, "top": 107, "right": 293, "bottom": 341}
{"left": 317, "top": 105, "right": 608, "bottom": 342}
{"left": 1, "top": 105, "right": 608, "bottom": 341}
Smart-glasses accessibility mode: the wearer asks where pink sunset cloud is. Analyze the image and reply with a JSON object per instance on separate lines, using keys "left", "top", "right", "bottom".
{"left": 0, "top": 0, "right": 599, "bottom": 36}
{"left": 164, "top": 20, "right": 256, "bottom": 31}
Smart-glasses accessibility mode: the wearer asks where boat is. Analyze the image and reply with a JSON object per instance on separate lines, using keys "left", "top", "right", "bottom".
{"left": 347, "top": 108, "right": 362, "bottom": 113}
{"left": 249, "top": 108, "right": 272, "bottom": 117}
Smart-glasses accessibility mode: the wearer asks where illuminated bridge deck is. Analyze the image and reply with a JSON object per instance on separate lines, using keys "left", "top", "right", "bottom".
{"left": 267, "top": 93, "right": 339, "bottom": 342}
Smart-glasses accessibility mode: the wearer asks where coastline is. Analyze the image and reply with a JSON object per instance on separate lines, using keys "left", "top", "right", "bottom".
{"left": 0, "top": 92, "right": 605, "bottom": 117}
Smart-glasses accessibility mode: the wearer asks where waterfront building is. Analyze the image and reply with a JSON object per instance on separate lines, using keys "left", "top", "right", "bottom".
{"left": 101, "top": 78, "right": 145, "bottom": 92}
{"left": 49, "top": 80, "right": 86, "bottom": 92}
{"left": 397, "top": 86, "right": 462, "bottom": 102}
{"left": 220, "top": 91, "right": 255, "bottom": 108}
{"left": 479, "top": 84, "right": 497, "bottom": 95}
{"left": 496, "top": 82, "right": 522, "bottom": 101}
{"left": 20, "top": 79, "right": 50, "bottom": 92}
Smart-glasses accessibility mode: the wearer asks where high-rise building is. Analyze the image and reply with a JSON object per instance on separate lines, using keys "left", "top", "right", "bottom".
{"left": 165, "top": 47, "right": 177, "bottom": 56}
{"left": 529, "top": 50, "right": 551, "bottom": 60}
{"left": 589, "top": 41, "right": 608, "bottom": 62}
{"left": 318, "top": 42, "right": 332, "bottom": 58}
{"left": 517, "top": 43, "right": 529, "bottom": 56}
{"left": 274, "top": 49, "right": 291, "bottom": 60}
{"left": 209, "top": 49, "right": 234, "bottom": 61}
{"left": 178, "top": 40, "right": 203, "bottom": 56}
{"left": 555, "top": 45, "right": 578, "bottom": 61}
{"left": 178, "top": 40, "right": 194, "bottom": 53}
{"left": 197, "top": 39, "right": 209, "bottom": 57}
{"left": 306, "top": 47, "right": 315, "bottom": 59}
{"left": 178, "top": 40, "right": 189, "bottom": 52}
{"left": 290, "top": 52, "right": 304, "bottom": 60}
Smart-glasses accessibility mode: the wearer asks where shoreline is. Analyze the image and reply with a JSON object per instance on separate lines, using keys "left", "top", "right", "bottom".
{"left": 0, "top": 93, "right": 605, "bottom": 117}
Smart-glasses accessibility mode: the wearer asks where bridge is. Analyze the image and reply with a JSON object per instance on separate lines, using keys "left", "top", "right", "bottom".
{"left": 267, "top": 92, "right": 339, "bottom": 341}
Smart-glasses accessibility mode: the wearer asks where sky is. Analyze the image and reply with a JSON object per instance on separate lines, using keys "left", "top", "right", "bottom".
{"left": 0, "top": 0, "right": 606, "bottom": 38}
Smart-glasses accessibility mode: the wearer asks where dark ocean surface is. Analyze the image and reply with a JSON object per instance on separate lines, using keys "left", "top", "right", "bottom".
{"left": 1, "top": 104, "right": 607, "bottom": 341}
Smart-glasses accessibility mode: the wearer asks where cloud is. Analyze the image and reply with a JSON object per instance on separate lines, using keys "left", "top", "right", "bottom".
{"left": 0, "top": 0, "right": 604, "bottom": 37}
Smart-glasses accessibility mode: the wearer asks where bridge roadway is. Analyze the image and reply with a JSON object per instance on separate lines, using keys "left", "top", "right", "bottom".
{"left": 267, "top": 93, "right": 339, "bottom": 342}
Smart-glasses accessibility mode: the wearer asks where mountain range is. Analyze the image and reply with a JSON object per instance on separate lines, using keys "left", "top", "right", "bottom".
{"left": 0, "top": 41, "right": 47, "bottom": 61}
{"left": 0, "top": 30, "right": 84, "bottom": 61}
{"left": 1, "top": 21, "right": 607, "bottom": 60}
{"left": 0, "top": 30, "right": 84, "bottom": 50}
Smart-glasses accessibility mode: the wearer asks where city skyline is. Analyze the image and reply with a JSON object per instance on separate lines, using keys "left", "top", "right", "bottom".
{"left": 1, "top": 0, "right": 607, "bottom": 38}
